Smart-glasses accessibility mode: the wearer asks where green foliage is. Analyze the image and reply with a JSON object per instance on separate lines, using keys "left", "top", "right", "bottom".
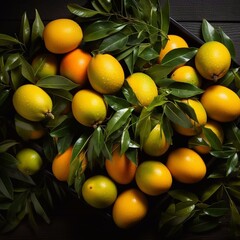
{"left": 0, "top": 0, "right": 240, "bottom": 239}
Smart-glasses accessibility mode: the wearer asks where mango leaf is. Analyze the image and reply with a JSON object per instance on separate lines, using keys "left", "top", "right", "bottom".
{"left": 0, "top": 171, "right": 13, "bottom": 199}
{"left": 5, "top": 53, "right": 21, "bottom": 71}
{"left": 202, "top": 127, "right": 222, "bottom": 151}
{"left": 19, "top": 12, "right": 30, "bottom": 45}
{"left": 0, "top": 34, "right": 23, "bottom": 46}
{"left": 227, "top": 187, "right": 240, "bottom": 201}
{"left": 31, "top": 9, "right": 44, "bottom": 44}
{"left": 19, "top": 56, "right": 35, "bottom": 83}
{"left": 30, "top": 192, "right": 50, "bottom": 224}
{"left": 0, "top": 152, "right": 17, "bottom": 168}
{"left": 125, "top": 146, "right": 138, "bottom": 165}
{"left": 138, "top": 44, "right": 159, "bottom": 61}
{"left": 168, "top": 189, "right": 199, "bottom": 203}
{"left": 124, "top": 45, "right": 139, "bottom": 74}
{"left": 189, "top": 218, "right": 219, "bottom": 233}
{"left": 46, "top": 88, "right": 73, "bottom": 101}
{"left": 218, "top": 68, "right": 239, "bottom": 86}
{"left": 201, "top": 19, "right": 221, "bottom": 42}
{"left": 163, "top": 102, "right": 192, "bottom": 128}
{"left": 146, "top": 93, "right": 168, "bottom": 111}
{"left": 161, "top": 47, "right": 198, "bottom": 67}
{"left": 201, "top": 183, "right": 222, "bottom": 202}
{"left": 0, "top": 140, "right": 19, "bottom": 153}
{"left": 92, "top": 0, "right": 112, "bottom": 13}
{"left": 226, "top": 153, "right": 239, "bottom": 176}
{"left": 218, "top": 27, "right": 236, "bottom": 60}
{"left": 225, "top": 122, "right": 240, "bottom": 150}
{"left": 203, "top": 201, "right": 228, "bottom": 217}
{"left": 88, "top": 126, "right": 105, "bottom": 157}
{"left": 121, "top": 81, "right": 139, "bottom": 106}
{"left": 120, "top": 128, "right": 130, "bottom": 154}
{"left": 105, "top": 107, "right": 134, "bottom": 138}
{"left": 99, "top": 32, "right": 128, "bottom": 52}
{"left": 84, "top": 21, "right": 126, "bottom": 42}
{"left": 166, "top": 82, "right": 204, "bottom": 98}
{"left": 159, "top": 0, "right": 170, "bottom": 48}
{"left": 175, "top": 201, "right": 195, "bottom": 217}
{"left": 104, "top": 95, "right": 131, "bottom": 111}
{"left": 146, "top": 64, "right": 175, "bottom": 82}
{"left": 67, "top": 3, "right": 107, "bottom": 18}
{"left": 229, "top": 198, "right": 240, "bottom": 237}
{"left": 37, "top": 75, "right": 79, "bottom": 90}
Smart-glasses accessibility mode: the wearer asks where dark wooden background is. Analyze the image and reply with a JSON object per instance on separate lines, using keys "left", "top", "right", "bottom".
{"left": 1, "top": 0, "right": 240, "bottom": 239}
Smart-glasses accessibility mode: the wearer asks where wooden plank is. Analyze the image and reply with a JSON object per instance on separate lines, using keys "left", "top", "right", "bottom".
{"left": 170, "top": 0, "right": 240, "bottom": 21}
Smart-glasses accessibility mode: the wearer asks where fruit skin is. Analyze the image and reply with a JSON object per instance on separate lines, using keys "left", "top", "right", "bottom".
{"left": 16, "top": 148, "right": 43, "bottom": 175}
{"left": 32, "top": 53, "right": 58, "bottom": 80}
{"left": 158, "top": 34, "right": 188, "bottom": 63}
{"left": 60, "top": 48, "right": 92, "bottom": 86}
{"left": 71, "top": 89, "right": 107, "bottom": 127}
{"left": 135, "top": 160, "right": 172, "bottom": 196}
{"left": 166, "top": 147, "right": 206, "bottom": 184}
{"left": 12, "top": 84, "right": 54, "bottom": 122}
{"left": 87, "top": 53, "right": 125, "bottom": 94}
{"left": 171, "top": 65, "right": 202, "bottom": 87}
{"left": 52, "top": 146, "right": 87, "bottom": 182}
{"left": 43, "top": 18, "right": 83, "bottom": 54}
{"left": 173, "top": 98, "right": 207, "bottom": 136}
{"left": 15, "top": 114, "right": 47, "bottom": 141}
{"left": 126, "top": 72, "right": 158, "bottom": 109}
{"left": 112, "top": 188, "right": 148, "bottom": 229}
{"left": 143, "top": 123, "right": 170, "bottom": 157}
{"left": 195, "top": 41, "right": 231, "bottom": 81}
{"left": 105, "top": 144, "right": 137, "bottom": 184}
{"left": 191, "top": 119, "right": 224, "bottom": 154}
{"left": 82, "top": 175, "right": 117, "bottom": 209}
{"left": 200, "top": 85, "right": 240, "bottom": 122}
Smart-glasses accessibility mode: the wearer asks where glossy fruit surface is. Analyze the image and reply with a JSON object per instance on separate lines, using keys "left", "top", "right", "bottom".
{"left": 12, "top": 84, "right": 54, "bottom": 122}
{"left": 200, "top": 85, "right": 240, "bottom": 122}
{"left": 126, "top": 72, "right": 158, "bottom": 108}
{"left": 43, "top": 18, "right": 83, "bottom": 54}
{"left": 60, "top": 48, "right": 92, "bottom": 86}
{"left": 105, "top": 144, "right": 137, "bottom": 184}
{"left": 112, "top": 188, "right": 148, "bottom": 229}
{"left": 195, "top": 41, "right": 231, "bottom": 81}
{"left": 16, "top": 148, "right": 43, "bottom": 175}
{"left": 158, "top": 34, "right": 188, "bottom": 63}
{"left": 135, "top": 160, "right": 172, "bottom": 196}
{"left": 166, "top": 147, "right": 206, "bottom": 184}
{"left": 171, "top": 65, "right": 202, "bottom": 87}
{"left": 143, "top": 123, "right": 170, "bottom": 157}
{"left": 71, "top": 89, "right": 107, "bottom": 127}
{"left": 82, "top": 175, "right": 117, "bottom": 209}
{"left": 32, "top": 53, "right": 58, "bottom": 79}
{"left": 87, "top": 53, "right": 125, "bottom": 94}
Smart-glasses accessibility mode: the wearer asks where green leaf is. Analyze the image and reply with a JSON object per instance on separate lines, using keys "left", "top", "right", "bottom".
{"left": 226, "top": 153, "right": 239, "bottom": 176}
{"left": 30, "top": 193, "right": 50, "bottom": 224}
{"left": 0, "top": 34, "right": 23, "bottom": 46}
{"left": 146, "top": 64, "right": 174, "bottom": 82}
{"left": 229, "top": 198, "right": 240, "bottom": 237}
{"left": 161, "top": 47, "right": 198, "bottom": 67}
{"left": 67, "top": 3, "right": 105, "bottom": 18}
{"left": 218, "top": 27, "right": 236, "bottom": 60}
{"left": 189, "top": 218, "right": 219, "bottom": 233}
{"left": 0, "top": 152, "right": 17, "bottom": 168}
{"left": 46, "top": 88, "right": 73, "bottom": 101}
{"left": 218, "top": 68, "right": 239, "bottom": 86}
{"left": 201, "top": 183, "right": 222, "bottom": 202}
{"left": 225, "top": 122, "right": 240, "bottom": 150}
{"left": 94, "top": 0, "right": 112, "bottom": 13}
{"left": 5, "top": 53, "right": 21, "bottom": 71}
{"left": 201, "top": 19, "right": 221, "bottom": 42}
{"left": 168, "top": 189, "right": 199, "bottom": 203}
{"left": 0, "top": 140, "right": 19, "bottom": 153}
{"left": 175, "top": 201, "right": 195, "bottom": 217}
{"left": 120, "top": 128, "right": 130, "bottom": 154}
{"left": 84, "top": 21, "right": 126, "bottom": 42}
{"left": 36, "top": 75, "right": 79, "bottom": 90}
{"left": 19, "top": 12, "right": 30, "bottom": 45}
{"left": 159, "top": 0, "right": 170, "bottom": 47}
{"left": 167, "top": 81, "right": 204, "bottom": 98}
{"left": 31, "top": 9, "right": 44, "bottom": 44}
{"left": 203, "top": 201, "right": 228, "bottom": 217}
{"left": 104, "top": 95, "right": 131, "bottom": 111}
{"left": 202, "top": 127, "right": 222, "bottom": 151}
{"left": 124, "top": 45, "right": 139, "bottom": 74}
{"left": 163, "top": 102, "right": 192, "bottom": 128}
{"left": 0, "top": 170, "right": 13, "bottom": 199}
{"left": 20, "top": 56, "right": 35, "bottom": 83}
{"left": 105, "top": 107, "right": 134, "bottom": 138}
{"left": 99, "top": 32, "right": 128, "bottom": 52}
